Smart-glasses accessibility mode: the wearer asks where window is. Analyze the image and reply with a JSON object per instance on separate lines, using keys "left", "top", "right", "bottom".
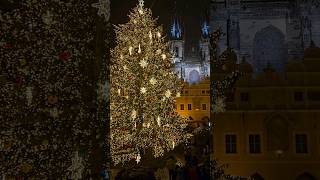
{"left": 294, "top": 92, "right": 304, "bottom": 102}
{"left": 225, "top": 134, "right": 237, "bottom": 153}
{"left": 295, "top": 134, "right": 308, "bottom": 153}
{"left": 185, "top": 90, "right": 188, "bottom": 94}
{"left": 202, "top": 104, "right": 207, "bottom": 110}
{"left": 240, "top": 92, "right": 249, "bottom": 102}
{"left": 206, "top": 90, "right": 210, "bottom": 94}
{"left": 249, "top": 134, "right": 261, "bottom": 154}
{"left": 188, "top": 104, "right": 192, "bottom": 110}
{"left": 202, "top": 90, "right": 205, "bottom": 94}
{"left": 180, "top": 104, "right": 184, "bottom": 110}
{"left": 307, "top": 91, "right": 320, "bottom": 101}
{"left": 175, "top": 47, "right": 179, "bottom": 57}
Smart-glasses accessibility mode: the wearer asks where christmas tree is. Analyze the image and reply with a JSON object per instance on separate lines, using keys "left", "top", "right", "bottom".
{"left": 110, "top": 0, "right": 191, "bottom": 165}
{"left": 0, "top": 0, "right": 109, "bottom": 178}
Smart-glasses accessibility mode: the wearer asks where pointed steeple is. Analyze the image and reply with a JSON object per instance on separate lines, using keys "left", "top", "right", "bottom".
{"left": 201, "top": 21, "right": 210, "bottom": 38}
{"left": 171, "top": 18, "right": 182, "bottom": 39}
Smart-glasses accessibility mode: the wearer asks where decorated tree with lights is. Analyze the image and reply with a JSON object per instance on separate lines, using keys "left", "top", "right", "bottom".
{"left": 110, "top": 0, "right": 190, "bottom": 165}
{"left": 0, "top": 0, "right": 110, "bottom": 178}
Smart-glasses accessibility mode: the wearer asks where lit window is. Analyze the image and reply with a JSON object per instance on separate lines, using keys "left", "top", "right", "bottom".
{"left": 225, "top": 134, "right": 237, "bottom": 154}
{"left": 180, "top": 104, "right": 184, "bottom": 110}
{"left": 295, "top": 134, "right": 308, "bottom": 153}
{"left": 188, "top": 104, "right": 192, "bottom": 110}
{"left": 202, "top": 104, "right": 207, "bottom": 110}
{"left": 249, "top": 134, "right": 261, "bottom": 154}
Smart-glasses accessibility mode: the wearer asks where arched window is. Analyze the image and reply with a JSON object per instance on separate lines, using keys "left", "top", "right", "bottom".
{"left": 253, "top": 25, "right": 287, "bottom": 73}
{"left": 188, "top": 70, "right": 200, "bottom": 84}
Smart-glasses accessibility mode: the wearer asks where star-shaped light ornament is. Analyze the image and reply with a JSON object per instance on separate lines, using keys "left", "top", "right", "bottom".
{"left": 67, "top": 151, "right": 85, "bottom": 180}
{"left": 165, "top": 90, "right": 171, "bottom": 98}
{"left": 176, "top": 92, "right": 181, "bottom": 97}
{"left": 92, "top": 0, "right": 111, "bottom": 21}
{"left": 149, "top": 77, "right": 157, "bottom": 85}
{"left": 140, "top": 87, "right": 147, "bottom": 94}
{"left": 136, "top": 153, "right": 141, "bottom": 164}
{"left": 131, "top": 110, "right": 137, "bottom": 119}
{"left": 123, "top": 65, "right": 128, "bottom": 70}
{"left": 139, "top": 59, "right": 148, "bottom": 68}
{"left": 42, "top": 11, "right": 54, "bottom": 26}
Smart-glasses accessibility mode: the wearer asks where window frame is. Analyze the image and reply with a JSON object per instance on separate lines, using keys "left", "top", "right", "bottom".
{"left": 180, "top": 104, "right": 184, "bottom": 111}
{"left": 187, "top": 104, "right": 192, "bottom": 111}
{"left": 294, "top": 133, "right": 309, "bottom": 154}
{"left": 248, "top": 134, "right": 262, "bottom": 154}
{"left": 225, "top": 134, "right": 237, "bottom": 154}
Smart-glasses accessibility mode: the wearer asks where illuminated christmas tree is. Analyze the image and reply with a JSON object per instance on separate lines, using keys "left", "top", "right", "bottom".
{"left": 110, "top": 0, "right": 190, "bottom": 165}
{"left": 0, "top": 0, "right": 110, "bottom": 178}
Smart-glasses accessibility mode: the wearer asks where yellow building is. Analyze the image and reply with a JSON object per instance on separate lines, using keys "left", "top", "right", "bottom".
{"left": 178, "top": 46, "right": 320, "bottom": 180}
{"left": 176, "top": 78, "right": 210, "bottom": 127}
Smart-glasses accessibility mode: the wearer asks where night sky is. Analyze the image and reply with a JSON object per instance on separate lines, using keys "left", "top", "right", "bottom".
{"left": 110, "top": 0, "right": 211, "bottom": 45}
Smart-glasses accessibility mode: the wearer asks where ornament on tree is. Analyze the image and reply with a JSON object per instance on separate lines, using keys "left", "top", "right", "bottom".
{"left": 176, "top": 92, "right": 181, "bottom": 97}
{"left": 139, "top": 59, "right": 148, "bottom": 68}
{"left": 131, "top": 110, "right": 137, "bottom": 119}
{"left": 25, "top": 86, "right": 33, "bottom": 105}
{"left": 157, "top": 32, "right": 161, "bottom": 38}
{"left": 48, "top": 95, "right": 58, "bottom": 105}
{"left": 157, "top": 116, "right": 161, "bottom": 126}
{"left": 92, "top": 0, "right": 111, "bottom": 21}
{"left": 138, "top": 44, "right": 142, "bottom": 53}
{"left": 165, "top": 90, "right": 171, "bottom": 98}
{"left": 136, "top": 153, "right": 141, "bottom": 164}
{"left": 212, "top": 96, "right": 226, "bottom": 113}
{"left": 156, "top": 49, "right": 161, "bottom": 55}
{"left": 161, "top": 54, "right": 166, "bottom": 60}
{"left": 59, "top": 50, "right": 71, "bottom": 61}
{"left": 49, "top": 107, "right": 60, "bottom": 118}
{"left": 67, "top": 151, "right": 85, "bottom": 180}
{"left": 148, "top": 31, "right": 152, "bottom": 42}
{"left": 129, "top": 46, "right": 133, "bottom": 55}
{"left": 140, "top": 87, "right": 146, "bottom": 94}
{"left": 149, "top": 77, "right": 157, "bottom": 85}
{"left": 42, "top": 11, "right": 53, "bottom": 25}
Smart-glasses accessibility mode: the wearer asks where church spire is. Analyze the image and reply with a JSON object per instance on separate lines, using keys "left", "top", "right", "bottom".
{"left": 171, "top": 18, "right": 182, "bottom": 39}
{"left": 170, "top": 0, "right": 182, "bottom": 40}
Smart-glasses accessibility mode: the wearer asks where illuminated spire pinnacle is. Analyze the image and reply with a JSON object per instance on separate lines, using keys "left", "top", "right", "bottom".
{"left": 202, "top": 21, "right": 210, "bottom": 37}
{"left": 171, "top": 19, "right": 182, "bottom": 39}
